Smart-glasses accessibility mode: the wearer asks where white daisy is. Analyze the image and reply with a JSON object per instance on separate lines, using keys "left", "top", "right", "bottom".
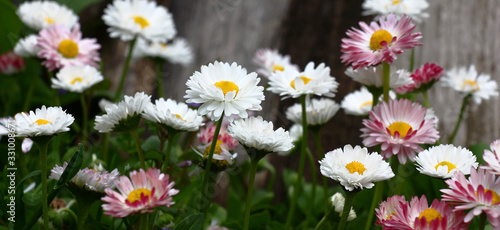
{"left": 341, "top": 87, "right": 396, "bottom": 116}
{"left": 13, "top": 106, "right": 75, "bottom": 137}
{"left": 94, "top": 92, "right": 151, "bottom": 132}
{"left": 0, "top": 117, "right": 10, "bottom": 138}
{"left": 441, "top": 65, "right": 498, "bottom": 104}
{"left": 344, "top": 66, "right": 413, "bottom": 88}
{"left": 185, "top": 61, "right": 265, "bottom": 121}
{"left": 132, "top": 38, "right": 193, "bottom": 65}
{"left": 277, "top": 124, "right": 302, "bottom": 156}
{"left": 51, "top": 65, "right": 104, "bottom": 93}
{"left": 331, "top": 192, "right": 357, "bottom": 221}
{"left": 268, "top": 62, "right": 338, "bottom": 99}
{"left": 252, "top": 48, "right": 299, "bottom": 78}
{"left": 425, "top": 108, "right": 439, "bottom": 128}
{"left": 194, "top": 140, "right": 236, "bottom": 171}
{"left": 102, "top": 0, "right": 176, "bottom": 43}
{"left": 319, "top": 144, "right": 394, "bottom": 191}
{"left": 415, "top": 144, "right": 478, "bottom": 179}
{"left": 362, "top": 0, "right": 429, "bottom": 23}
{"left": 50, "top": 162, "right": 119, "bottom": 193}
{"left": 17, "top": 0, "right": 78, "bottom": 31}
{"left": 98, "top": 99, "right": 114, "bottom": 112}
{"left": 285, "top": 98, "right": 340, "bottom": 126}
{"left": 143, "top": 98, "right": 204, "bottom": 132}
{"left": 14, "top": 35, "right": 41, "bottom": 58}
{"left": 227, "top": 116, "right": 294, "bottom": 155}
{"left": 482, "top": 139, "right": 500, "bottom": 175}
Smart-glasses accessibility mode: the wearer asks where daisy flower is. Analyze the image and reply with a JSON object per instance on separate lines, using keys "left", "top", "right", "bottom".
{"left": 94, "top": 92, "right": 151, "bottom": 133}
{"left": 194, "top": 140, "right": 237, "bottom": 171}
{"left": 396, "top": 63, "right": 444, "bottom": 94}
{"left": 268, "top": 62, "right": 339, "bottom": 99}
{"left": 0, "top": 51, "right": 25, "bottom": 75}
{"left": 344, "top": 66, "right": 412, "bottom": 88}
{"left": 341, "top": 87, "right": 396, "bottom": 116}
{"left": 102, "top": 0, "right": 176, "bottom": 43}
{"left": 277, "top": 124, "right": 302, "bottom": 156}
{"left": 50, "top": 162, "right": 119, "bottom": 194}
{"left": 331, "top": 192, "right": 357, "bottom": 221}
{"left": 98, "top": 99, "right": 114, "bottom": 113}
{"left": 227, "top": 116, "right": 294, "bottom": 158}
{"left": 441, "top": 167, "right": 500, "bottom": 228}
{"left": 319, "top": 144, "right": 394, "bottom": 191}
{"left": 375, "top": 195, "right": 408, "bottom": 226}
{"left": 142, "top": 98, "right": 204, "bottom": 132}
{"left": 198, "top": 123, "right": 239, "bottom": 151}
{"left": 425, "top": 108, "right": 439, "bottom": 128}
{"left": 101, "top": 168, "right": 178, "bottom": 218}
{"left": 415, "top": 144, "right": 478, "bottom": 179}
{"left": 483, "top": 139, "right": 500, "bottom": 175}
{"left": 14, "top": 35, "right": 41, "bottom": 58}
{"left": 14, "top": 106, "right": 75, "bottom": 137}
{"left": 17, "top": 1, "right": 78, "bottom": 31}
{"left": 37, "top": 24, "right": 101, "bottom": 71}
{"left": 285, "top": 98, "right": 340, "bottom": 126}
{"left": 132, "top": 38, "right": 194, "bottom": 65}
{"left": 341, "top": 14, "right": 422, "bottom": 69}
{"left": 252, "top": 48, "right": 299, "bottom": 78}
{"left": 362, "top": 0, "right": 429, "bottom": 23}
{"left": 381, "top": 195, "right": 468, "bottom": 230}
{"left": 51, "top": 65, "right": 104, "bottom": 93}
{"left": 185, "top": 61, "right": 265, "bottom": 121}
{"left": 361, "top": 99, "right": 439, "bottom": 164}
{"left": 441, "top": 65, "right": 498, "bottom": 104}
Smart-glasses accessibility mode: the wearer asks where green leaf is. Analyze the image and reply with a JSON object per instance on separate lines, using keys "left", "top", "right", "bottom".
{"left": 469, "top": 143, "right": 489, "bottom": 165}
{"left": 174, "top": 213, "right": 204, "bottom": 230}
{"left": 0, "top": 0, "right": 23, "bottom": 53}
{"left": 14, "top": 170, "right": 41, "bottom": 230}
{"left": 249, "top": 210, "right": 271, "bottom": 229}
{"left": 54, "top": 143, "right": 83, "bottom": 189}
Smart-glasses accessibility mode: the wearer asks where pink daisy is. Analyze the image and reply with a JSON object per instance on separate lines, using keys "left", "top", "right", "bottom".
{"left": 361, "top": 98, "right": 439, "bottom": 164}
{"left": 441, "top": 167, "right": 500, "bottom": 228}
{"left": 37, "top": 24, "right": 100, "bottom": 71}
{"left": 252, "top": 48, "right": 299, "bottom": 78}
{"left": 198, "top": 123, "right": 239, "bottom": 151}
{"left": 101, "top": 168, "right": 178, "bottom": 218}
{"left": 382, "top": 195, "right": 468, "bottom": 230}
{"left": 0, "top": 51, "right": 25, "bottom": 75}
{"left": 396, "top": 63, "right": 444, "bottom": 94}
{"left": 482, "top": 139, "right": 500, "bottom": 175}
{"left": 375, "top": 195, "right": 408, "bottom": 226}
{"left": 341, "top": 14, "right": 422, "bottom": 69}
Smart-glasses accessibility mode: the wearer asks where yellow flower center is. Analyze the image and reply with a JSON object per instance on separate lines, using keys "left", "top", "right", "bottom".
{"left": 132, "top": 16, "right": 150, "bottom": 29}
{"left": 386, "top": 211, "right": 396, "bottom": 220}
{"left": 476, "top": 189, "right": 500, "bottom": 205}
{"left": 215, "top": 81, "right": 239, "bottom": 97}
{"left": 370, "top": 29, "right": 393, "bottom": 51}
{"left": 359, "top": 100, "right": 373, "bottom": 108}
{"left": 388, "top": 121, "right": 412, "bottom": 138}
{"left": 392, "top": 0, "right": 401, "bottom": 5}
{"left": 33, "top": 119, "right": 52, "bottom": 126}
{"left": 175, "top": 114, "right": 183, "bottom": 120}
{"left": 126, "top": 188, "right": 152, "bottom": 204}
{"left": 462, "top": 79, "right": 480, "bottom": 91}
{"left": 45, "top": 17, "right": 55, "bottom": 24}
{"left": 290, "top": 76, "right": 312, "bottom": 89}
{"left": 273, "top": 64, "right": 284, "bottom": 72}
{"left": 203, "top": 140, "right": 229, "bottom": 167}
{"left": 70, "top": 77, "right": 83, "bottom": 84}
{"left": 160, "top": 43, "right": 168, "bottom": 49}
{"left": 418, "top": 208, "right": 442, "bottom": 224}
{"left": 345, "top": 161, "right": 367, "bottom": 175}
{"left": 58, "top": 39, "right": 79, "bottom": 58}
{"left": 434, "top": 161, "right": 457, "bottom": 173}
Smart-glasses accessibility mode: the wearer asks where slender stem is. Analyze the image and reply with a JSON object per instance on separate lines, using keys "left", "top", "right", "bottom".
{"left": 314, "top": 215, "right": 328, "bottom": 230}
{"left": 382, "top": 62, "right": 391, "bottom": 103}
{"left": 285, "top": 95, "right": 309, "bottom": 229}
{"left": 102, "top": 133, "right": 110, "bottom": 165}
{"left": 130, "top": 130, "right": 146, "bottom": 169}
{"left": 139, "top": 213, "right": 149, "bottom": 230}
{"left": 76, "top": 196, "right": 92, "bottom": 230}
{"left": 114, "top": 37, "right": 137, "bottom": 102}
{"left": 478, "top": 212, "right": 487, "bottom": 230}
{"left": 422, "top": 91, "right": 431, "bottom": 108}
{"left": 304, "top": 148, "right": 317, "bottom": 229}
{"left": 48, "top": 71, "right": 60, "bottom": 106}
{"left": 200, "top": 114, "right": 224, "bottom": 212}
{"left": 38, "top": 141, "right": 49, "bottom": 230}
{"left": 23, "top": 73, "right": 37, "bottom": 111}
{"left": 243, "top": 159, "right": 259, "bottom": 230}
{"left": 337, "top": 190, "right": 357, "bottom": 230}
{"left": 409, "top": 48, "right": 415, "bottom": 72}
{"left": 448, "top": 94, "right": 471, "bottom": 144}
{"left": 313, "top": 130, "right": 328, "bottom": 209}
{"left": 162, "top": 131, "right": 178, "bottom": 172}
{"left": 80, "top": 93, "right": 88, "bottom": 144}
{"left": 364, "top": 183, "right": 383, "bottom": 230}
{"left": 156, "top": 60, "right": 164, "bottom": 98}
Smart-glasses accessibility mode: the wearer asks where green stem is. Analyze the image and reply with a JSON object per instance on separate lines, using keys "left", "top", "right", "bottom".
{"left": 76, "top": 196, "right": 92, "bottom": 230}
{"left": 478, "top": 212, "right": 487, "bottom": 230}
{"left": 422, "top": 91, "right": 431, "bottom": 108}
{"left": 409, "top": 48, "right": 415, "bottom": 72}
{"left": 48, "top": 71, "right": 60, "bottom": 106}
{"left": 364, "top": 183, "right": 383, "bottom": 230}
{"left": 102, "top": 133, "right": 110, "bottom": 165}
{"left": 243, "top": 159, "right": 259, "bottom": 230}
{"left": 80, "top": 93, "right": 88, "bottom": 144}
{"left": 156, "top": 60, "right": 164, "bottom": 98}
{"left": 162, "top": 131, "right": 178, "bottom": 172}
{"left": 448, "top": 94, "right": 471, "bottom": 144}
{"left": 285, "top": 95, "right": 309, "bottom": 229}
{"left": 200, "top": 114, "right": 224, "bottom": 212}
{"left": 314, "top": 215, "right": 328, "bottom": 230}
{"left": 304, "top": 148, "right": 317, "bottom": 229}
{"left": 22, "top": 73, "right": 37, "bottom": 111}
{"left": 139, "top": 213, "right": 149, "bottom": 230}
{"left": 37, "top": 141, "right": 50, "bottom": 230}
{"left": 382, "top": 62, "right": 391, "bottom": 103}
{"left": 114, "top": 37, "right": 137, "bottom": 102}
{"left": 130, "top": 130, "right": 146, "bottom": 169}
{"left": 313, "top": 130, "right": 328, "bottom": 209}
{"left": 337, "top": 190, "right": 357, "bottom": 230}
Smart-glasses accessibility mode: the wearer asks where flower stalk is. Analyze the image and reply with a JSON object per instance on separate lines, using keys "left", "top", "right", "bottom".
{"left": 382, "top": 61, "right": 391, "bottom": 102}
{"left": 448, "top": 94, "right": 471, "bottom": 144}
{"left": 114, "top": 37, "right": 137, "bottom": 102}
{"left": 337, "top": 190, "right": 358, "bottom": 230}
{"left": 243, "top": 158, "right": 260, "bottom": 230}
{"left": 130, "top": 129, "right": 146, "bottom": 169}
